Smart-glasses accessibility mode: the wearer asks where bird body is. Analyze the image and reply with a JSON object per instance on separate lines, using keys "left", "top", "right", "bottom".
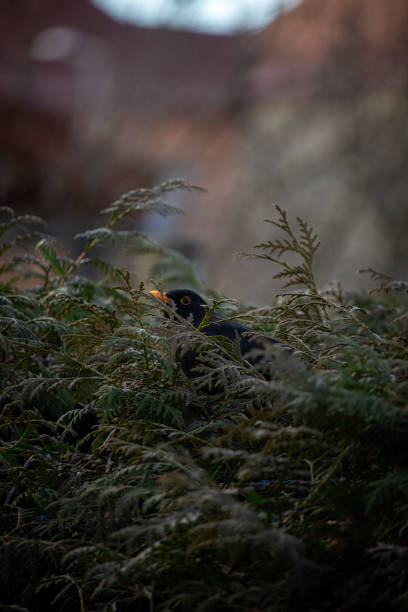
{"left": 151, "top": 289, "right": 280, "bottom": 381}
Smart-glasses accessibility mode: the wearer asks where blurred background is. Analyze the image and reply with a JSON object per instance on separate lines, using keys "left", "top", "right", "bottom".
{"left": 1, "top": 0, "right": 407, "bottom": 302}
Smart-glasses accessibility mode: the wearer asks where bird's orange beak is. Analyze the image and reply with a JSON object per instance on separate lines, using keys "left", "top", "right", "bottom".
{"left": 150, "top": 290, "right": 172, "bottom": 304}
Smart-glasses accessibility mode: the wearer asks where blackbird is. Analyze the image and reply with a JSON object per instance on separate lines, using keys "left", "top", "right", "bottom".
{"left": 151, "top": 288, "right": 281, "bottom": 381}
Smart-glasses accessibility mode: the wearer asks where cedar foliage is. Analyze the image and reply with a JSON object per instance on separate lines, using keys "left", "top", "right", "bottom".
{"left": 1, "top": 180, "right": 408, "bottom": 611}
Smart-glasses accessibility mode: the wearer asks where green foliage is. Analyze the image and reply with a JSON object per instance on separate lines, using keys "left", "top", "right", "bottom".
{"left": 1, "top": 180, "right": 408, "bottom": 611}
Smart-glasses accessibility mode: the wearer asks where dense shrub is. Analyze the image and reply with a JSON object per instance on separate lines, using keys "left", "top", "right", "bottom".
{"left": 1, "top": 180, "right": 407, "bottom": 611}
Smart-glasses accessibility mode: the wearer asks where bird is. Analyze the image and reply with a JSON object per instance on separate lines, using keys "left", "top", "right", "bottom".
{"left": 150, "top": 288, "right": 283, "bottom": 382}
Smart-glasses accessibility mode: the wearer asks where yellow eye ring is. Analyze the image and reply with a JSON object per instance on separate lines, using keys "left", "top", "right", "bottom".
{"left": 180, "top": 295, "right": 191, "bottom": 306}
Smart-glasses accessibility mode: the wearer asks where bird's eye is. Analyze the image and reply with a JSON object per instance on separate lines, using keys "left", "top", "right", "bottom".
{"left": 180, "top": 295, "right": 191, "bottom": 306}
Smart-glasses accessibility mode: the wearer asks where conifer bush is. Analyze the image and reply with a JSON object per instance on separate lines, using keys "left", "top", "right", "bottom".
{"left": 1, "top": 179, "right": 408, "bottom": 611}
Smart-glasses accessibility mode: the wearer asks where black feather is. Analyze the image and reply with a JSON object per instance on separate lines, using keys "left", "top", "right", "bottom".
{"left": 164, "top": 289, "right": 281, "bottom": 381}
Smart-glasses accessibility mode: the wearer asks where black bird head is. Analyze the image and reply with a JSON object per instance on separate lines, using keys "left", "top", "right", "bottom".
{"left": 150, "top": 289, "right": 208, "bottom": 327}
